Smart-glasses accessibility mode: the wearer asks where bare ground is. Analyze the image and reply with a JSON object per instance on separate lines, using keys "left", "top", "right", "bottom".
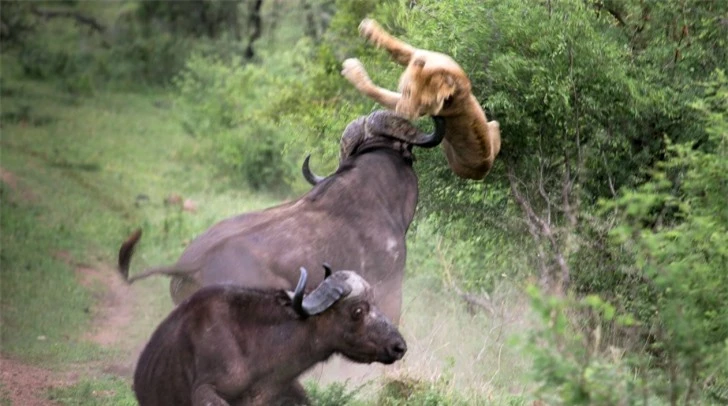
{"left": 0, "top": 358, "right": 65, "bottom": 406}
{"left": 0, "top": 258, "right": 137, "bottom": 405}
{"left": 1, "top": 169, "right": 139, "bottom": 404}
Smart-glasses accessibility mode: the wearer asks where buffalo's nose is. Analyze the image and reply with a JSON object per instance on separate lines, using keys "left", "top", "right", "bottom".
{"left": 390, "top": 339, "right": 407, "bottom": 359}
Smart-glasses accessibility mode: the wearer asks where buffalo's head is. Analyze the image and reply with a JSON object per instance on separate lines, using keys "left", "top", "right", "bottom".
{"left": 291, "top": 266, "right": 407, "bottom": 365}
{"left": 302, "top": 110, "right": 445, "bottom": 185}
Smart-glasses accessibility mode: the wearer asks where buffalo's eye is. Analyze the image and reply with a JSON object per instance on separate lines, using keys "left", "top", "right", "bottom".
{"left": 351, "top": 306, "right": 365, "bottom": 321}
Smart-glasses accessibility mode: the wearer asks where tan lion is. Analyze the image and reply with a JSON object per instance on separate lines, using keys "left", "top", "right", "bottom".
{"left": 342, "top": 18, "right": 501, "bottom": 180}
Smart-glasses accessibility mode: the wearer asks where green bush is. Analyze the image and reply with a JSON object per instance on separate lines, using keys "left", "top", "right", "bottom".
{"left": 5, "top": 1, "right": 250, "bottom": 92}
{"left": 173, "top": 49, "right": 323, "bottom": 192}
{"left": 525, "top": 288, "right": 654, "bottom": 405}
{"left": 305, "top": 381, "right": 365, "bottom": 406}
{"left": 526, "top": 71, "right": 728, "bottom": 405}
{"left": 603, "top": 71, "right": 728, "bottom": 403}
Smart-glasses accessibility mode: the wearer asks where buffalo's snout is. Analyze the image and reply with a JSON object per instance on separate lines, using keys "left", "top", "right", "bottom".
{"left": 380, "top": 332, "right": 407, "bottom": 364}
{"left": 389, "top": 336, "right": 407, "bottom": 360}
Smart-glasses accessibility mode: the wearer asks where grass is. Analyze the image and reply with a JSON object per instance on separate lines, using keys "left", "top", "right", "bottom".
{"left": 0, "top": 78, "right": 282, "bottom": 402}
{"left": 0, "top": 78, "right": 533, "bottom": 404}
{"left": 47, "top": 376, "right": 137, "bottom": 406}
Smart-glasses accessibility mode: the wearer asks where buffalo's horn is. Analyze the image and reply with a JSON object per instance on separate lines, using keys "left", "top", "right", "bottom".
{"left": 301, "top": 274, "right": 353, "bottom": 316}
{"left": 302, "top": 155, "right": 326, "bottom": 186}
{"left": 365, "top": 111, "right": 446, "bottom": 148}
{"left": 323, "top": 263, "right": 332, "bottom": 279}
{"left": 292, "top": 267, "right": 308, "bottom": 317}
{"left": 412, "top": 116, "right": 446, "bottom": 147}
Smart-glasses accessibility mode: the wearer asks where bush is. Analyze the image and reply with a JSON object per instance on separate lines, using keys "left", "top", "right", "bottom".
{"left": 527, "top": 71, "right": 728, "bottom": 405}
{"left": 305, "top": 381, "right": 365, "bottom": 406}
{"left": 173, "top": 48, "right": 322, "bottom": 192}
{"left": 5, "top": 1, "right": 252, "bottom": 92}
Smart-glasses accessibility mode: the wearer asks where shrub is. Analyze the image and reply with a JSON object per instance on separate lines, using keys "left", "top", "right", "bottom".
{"left": 305, "top": 381, "right": 365, "bottom": 406}
{"left": 527, "top": 71, "right": 728, "bottom": 405}
{"left": 173, "top": 48, "right": 322, "bottom": 192}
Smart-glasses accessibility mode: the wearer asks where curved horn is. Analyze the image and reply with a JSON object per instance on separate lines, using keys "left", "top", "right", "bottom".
{"left": 301, "top": 155, "right": 326, "bottom": 186}
{"left": 365, "top": 111, "right": 446, "bottom": 148}
{"left": 413, "top": 116, "right": 446, "bottom": 148}
{"left": 292, "top": 267, "right": 308, "bottom": 317}
{"left": 301, "top": 274, "right": 353, "bottom": 316}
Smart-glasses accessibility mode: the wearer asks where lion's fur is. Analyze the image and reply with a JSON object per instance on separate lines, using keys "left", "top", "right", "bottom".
{"left": 341, "top": 18, "right": 501, "bottom": 180}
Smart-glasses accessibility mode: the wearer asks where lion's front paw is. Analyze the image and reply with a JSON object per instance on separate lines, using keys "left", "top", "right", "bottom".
{"left": 358, "top": 18, "right": 384, "bottom": 46}
{"left": 341, "top": 58, "right": 372, "bottom": 89}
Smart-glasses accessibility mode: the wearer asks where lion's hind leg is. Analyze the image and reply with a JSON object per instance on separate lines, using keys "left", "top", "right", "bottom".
{"left": 359, "top": 18, "right": 415, "bottom": 66}
{"left": 342, "top": 58, "right": 401, "bottom": 110}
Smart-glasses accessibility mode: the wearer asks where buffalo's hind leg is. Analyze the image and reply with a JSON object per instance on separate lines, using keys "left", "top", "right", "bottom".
{"left": 359, "top": 18, "right": 415, "bottom": 66}
{"left": 192, "top": 384, "right": 230, "bottom": 406}
{"left": 341, "top": 58, "right": 401, "bottom": 110}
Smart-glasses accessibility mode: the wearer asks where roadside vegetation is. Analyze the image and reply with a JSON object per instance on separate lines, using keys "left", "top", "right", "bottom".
{"left": 1, "top": 0, "right": 726, "bottom": 405}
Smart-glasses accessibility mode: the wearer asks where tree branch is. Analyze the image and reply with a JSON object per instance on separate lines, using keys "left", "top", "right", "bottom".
{"left": 244, "top": 0, "right": 264, "bottom": 59}
{"left": 603, "top": 5, "right": 627, "bottom": 27}
{"left": 435, "top": 238, "right": 496, "bottom": 315}
{"left": 30, "top": 6, "right": 105, "bottom": 33}
{"left": 507, "top": 166, "right": 571, "bottom": 292}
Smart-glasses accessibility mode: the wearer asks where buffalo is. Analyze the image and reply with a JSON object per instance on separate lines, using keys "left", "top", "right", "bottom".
{"left": 133, "top": 266, "right": 406, "bottom": 406}
{"left": 119, "top": 110, "right": 444, "bottom": 325}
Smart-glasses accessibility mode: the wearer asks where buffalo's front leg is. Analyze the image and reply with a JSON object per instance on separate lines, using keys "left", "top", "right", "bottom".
{"left": 341, "top": 58, "right": 401, "bottom": 110}
{"left": 192, "top": 384, "right": 230, "bottom": 406}
{"left": 359, "top": 18, "right": 415, "bottom": 66}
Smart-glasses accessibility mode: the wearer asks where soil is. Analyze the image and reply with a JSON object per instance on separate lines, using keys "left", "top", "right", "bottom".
{"left": 0, "top": 251, "right": 137, "bottom": 403}
{"left": 0, "top": 358, "right": 63, "bottom": 406}
{"left": 0, "top": 166, "right": 37, "bottom": 202}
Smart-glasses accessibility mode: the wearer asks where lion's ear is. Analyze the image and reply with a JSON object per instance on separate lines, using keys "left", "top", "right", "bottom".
{"left": 435, "top": 73, "right": 457, "bottom": 101}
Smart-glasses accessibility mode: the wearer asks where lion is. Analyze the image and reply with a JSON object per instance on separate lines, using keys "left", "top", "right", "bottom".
{"left": 341, "top": 18, "right": 501, "bottom": 180}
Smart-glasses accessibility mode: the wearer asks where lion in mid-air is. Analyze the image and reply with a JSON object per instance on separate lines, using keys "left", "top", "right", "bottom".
{"left": 342, "top": 18, "right": 501, "bottom": 180}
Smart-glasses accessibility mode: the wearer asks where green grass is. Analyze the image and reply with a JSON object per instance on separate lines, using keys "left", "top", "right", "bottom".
{"left": 47, "top": 376, "right": 137, "bottom": 406}
{"left": 0, "top": 383, "right": 10, "bottom": 406}
{"left": 1, "top": 77, "right": 533, "bottom": 404}
{"left": 0, "top": 78, "right": 282, "bottom": 401}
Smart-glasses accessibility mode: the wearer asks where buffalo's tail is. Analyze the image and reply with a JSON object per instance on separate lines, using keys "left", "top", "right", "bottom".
{"left": 118, "top": 228, "right": 198, "bottom": 284}
{"left": 118, "top": 228, "right": 143, "bottom": 281}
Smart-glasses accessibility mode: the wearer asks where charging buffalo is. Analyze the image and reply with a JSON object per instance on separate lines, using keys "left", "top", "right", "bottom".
{"left": 118, "top": 110, "right": 444, "bottom": 324}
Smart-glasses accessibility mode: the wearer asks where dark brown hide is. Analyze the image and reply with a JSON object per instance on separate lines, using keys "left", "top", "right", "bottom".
{"left": 119, "top": 111, "right": 443, "bottom": 325}
{"left": 133, "top": 271, "right": 405, "bottom": 406}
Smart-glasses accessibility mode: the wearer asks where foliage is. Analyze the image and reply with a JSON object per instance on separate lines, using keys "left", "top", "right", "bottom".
{"left": 0, "top": 1, "right": 277, "bottom": 91}
{"left": 305, "top": 381, "right": 366, "bottom": 406}
{"left": 527, "top": 71, "right": 728, "bottom": 404}
{"left": 172, "top": 49, "right": 317, "bottom": 192}
{"left": 603, "top": 70, "right": 728, "bottom": 403}
{"left": 135, "top": 0, "right": 243, "bottom": 40}
{"left": 526, "top": 288, "right": 652, "bottom": 405}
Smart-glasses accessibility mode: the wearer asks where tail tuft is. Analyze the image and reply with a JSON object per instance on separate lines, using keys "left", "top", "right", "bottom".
{"left": 118, "top": 228, "right": 143, "bottom": 281}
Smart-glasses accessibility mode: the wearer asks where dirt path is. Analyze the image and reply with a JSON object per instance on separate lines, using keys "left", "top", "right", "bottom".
{"left": 1, "top": 168, "right": 139, "bottom": 404}
{"left": 59, "top": 251, "right": 140, "bottom": 377}
{"left": 0, "top": 258, "right": 137, "bottom": 405}
{"left": 0, "top": 358, "right": 66, "bottom": 406}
